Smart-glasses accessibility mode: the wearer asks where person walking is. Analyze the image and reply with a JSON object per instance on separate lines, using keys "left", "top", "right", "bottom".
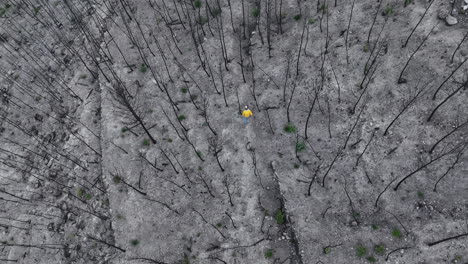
{"left": 242, "top": 106, "right": 253, "bottom": 124}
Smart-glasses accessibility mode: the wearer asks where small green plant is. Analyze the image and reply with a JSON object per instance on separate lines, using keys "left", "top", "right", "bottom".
{"left": 264, "top": 249, "right": 274, "bottom": 259}
{"left": 308, "top": 18, "right": 316, "bottom": 24}
{"left": 296, "top": 142, "right": 306, "bottom": 152}
{"left": 284, "top": 123, "right": 297, "bottom": 133}
{"left": 371, "top": 224, "right": 379, "bottom": 230}
{"left": 417, "top": 191, "right": 424, "bottom": 198}
{"left": 196, "top": 151, "right": 203, "bottom": 158}
{"left": 356, "top": 245, "right": 367, "bottom": 257}
{"left": 181, "top": 87, "right": 188, "bottom": 94}
{"left": 319, "top": 4, "right": 327, "bottom": 12}
{"left": 130, "top": 239, "right": 139, "bottom": 246}
{"left": 323, "top": 247, "right": 332, "bottom": 254}
{"left": 374, "top": 244, "right": 385, "bottom": 255}
{"left": 116, "top": 214, "right": 124, "bottom": 220}
{"left": 140, "top": 64, "right": 147, "bottom": 73}
{"left": 216, "top": 223, "right": 223, "bottom": 228}
{"left": 113, "top": 176, "right": 121, "bottom": 184}
{"left": 391, "top": 228, "right": 402, "bottom": 239}
{"left": 252, "top": 8, "right": 259, "bottom": 17}
{"left": 194, "top": 0, "right": 202, "bottom": 8}
{"left": 211, "top": 8, "right": 221, "bottom": 17}
{"left": 352, "top": 212, "right": 361, "bottom": 219}
{"left": 293, "top": 163, "right": 300, "bottom": 169}
{"left": 404, "top": 0, "right": 412, "bottom": 6}
{"left": 363, "top": 43, "right": 369, "bottom": 52}
{"left": 33, "top": 6, "right": 41, "bottom": 15}
{"left": 84, "top": 193, "right": 92, "bottom": 200}
{"left": 178, "top": 115, "right": 186, "bottom": 121}
{"left": 383, "top": 5, "right": 394, "bottom": 16}
{"left": 142, "top": 139, "right": 151, "bottom": 146}
{"left": 76, "top": 188, "right": 85, "bottom": 197}
{"left": 198, "top": 16, "right": 208, "bottom": 24}
{"left": 366, "top": 256, "right": 377, "bottom": 263}
{"left": 293, "top": 14, "right": 302, "bottom": 21}
{"left": 79, "top": 74, "right": 87, "bottom": 79}
{"left": 275, "top": 209, "right": 285, "bottom": 225}
{"left": 121, "top": 127, "right": 128, "bottom": 133}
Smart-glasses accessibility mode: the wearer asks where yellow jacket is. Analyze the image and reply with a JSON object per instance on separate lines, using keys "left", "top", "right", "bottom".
{"left": 242, "top": 109, "right": 253, "bottom": 118}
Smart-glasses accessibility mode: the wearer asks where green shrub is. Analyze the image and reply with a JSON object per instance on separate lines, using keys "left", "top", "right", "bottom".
{"left": 308, "top": 18, "right": 316, "bottom": 24}
{"left": 284, "top": 123, "right": 297, "bottom": 133}
{"left": 356, "top": 245, "right": 367, "bottom": 257}
{"left": 140, "top": 64, "right": 147, "bottom": 73}
{"left": 112, "top": 176, "right": 121, "bottom": 184}
{"left": 178, "top": 115, "right": 186, "bottom": 121}
{"left": 33, "top": 6, "right": 41, "bottom": 15}
{"left": 181, "top": 87, "right": 188, "bottom": 94}
{"left": 142, "top": 139, "right": 151, "bottom": 146}
{"left": 363, "top": 43, "right": 369, "bottom": 52}
{"left": 194, "top": 0, "right": 202, "bottom": 8}
{"left": 252, "top": 8, "right": 259, "bottom": 17}
{"left": 319, "top": 4, "right": 327, "bottom": 12}
{"left": 130, "top": 239, "right": 139, "bottom": 246}
{"left": 296, "top": 142, "right": 306, "bottom": 152}
{"left": 293, "top": 14, "right": 302, "bottom": 21}
{"left": 264, "top": 249, "right": 274, "bottom": 259}
{"left": 371, "top": 224, "right": 379, "bottom": 230}
{"left": 366, "top": 256, "right": 377, "bottom": 263}
{"left": 211, "top": 8, "right": 221, "bottom": 17}
{"left": 391, "top": 228, "right": 402, "bottom": 238}
{"left": 383, "top": 5, "right": 394, "bottom": 16}
{"left": 417, "top": 191, "right": 424, "bottom": 198}
{"left": 77, "top": 188, "right": 85, "bottom": 196}
{"left": 293, "top": 163, "right": 300, "bottom": 169}
{"left": 323, "top": 247, "right": 331, "bottom": 254}
{"left": 374, "top": 244, "right": 385, "bottom": 255}
{"left": 404, "top": 0, "right": 412, "bottom": 6}
{"left": 275, "top": 209, "right": 285, "bottom": 225}
{"left": 84, "top": 193, "right": 92, "bottom": 200}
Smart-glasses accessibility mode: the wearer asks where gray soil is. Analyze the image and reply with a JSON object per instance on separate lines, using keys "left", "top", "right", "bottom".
{"left": 1, "top": 0, "right": 468, "bottom": 263}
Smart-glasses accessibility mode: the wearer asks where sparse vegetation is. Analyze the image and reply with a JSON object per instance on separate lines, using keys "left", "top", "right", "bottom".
{"left": 284, "top": 123, "right": 297, "bottom": 133}
{"left": 264, "top": 249, "right": 274, "bottom": 259}
{"left": 275, "top": 209, "right": 285, "bottom": 225}
{"left": 383, "top": 5, "right": 394, "bottom": 16}
{"left": 178, "top": 115, "right": 186, "bottom": 121}
{"left": 366, "top": 256, "right": 377, "bottom": 263}
{"left": 293, "top": 14, "right": 302, "bottom": 21}
{"left": 296, "top": 142, "right": 305, "bottom": 152}
{"left": 356, "top": 245, "right": 367, "bottom": 257}
{"left": 374, "top": 244, "right": 385, "bottom": 255}
{"left": 130, "top": 239, "right": 139, "bottom": 246}
{"left": 142, "top": 139, "right": 151, "bottom": 146}
{"left": 140, "top": 64, "right": 147, "bottom": 73}
{"left": 252, "top": 8, "right": 259, "bottom": 17}
{"left": 391, "top": 228, "right": 402, "bottom": 239}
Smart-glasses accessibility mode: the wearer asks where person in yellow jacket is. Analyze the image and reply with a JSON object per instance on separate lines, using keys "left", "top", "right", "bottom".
{"left": 242, "top": 106, "right": 253, "bottom": 124}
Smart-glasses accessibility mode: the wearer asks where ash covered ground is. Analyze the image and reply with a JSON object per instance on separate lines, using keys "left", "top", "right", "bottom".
{"left": 1, "top": 0, "right": 468, "bottom": 263}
